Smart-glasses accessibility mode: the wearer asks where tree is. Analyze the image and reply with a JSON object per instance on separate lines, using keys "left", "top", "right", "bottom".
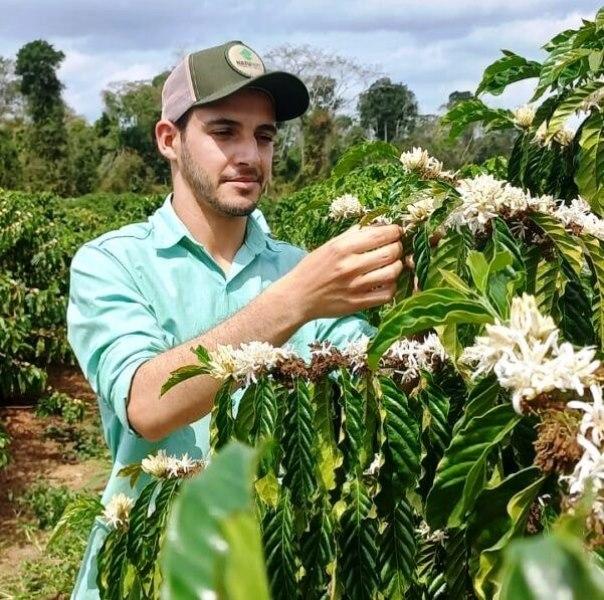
{"left": 0, "top": 57, "right": 24, "bottom": 120}
{"left": 98, "top": 71, "right": 170, "bottom": 187}
{"left": 444, "top": 90, "right": 473, "bottom": 110}
{"left": 15, "top": 40, "right": 71, "bottom": 195}
{"left": 0, "top": 126, "right": 22, "bottom": 189}
{"left": 358, "top": 77, "right": 418, "bottom": 142}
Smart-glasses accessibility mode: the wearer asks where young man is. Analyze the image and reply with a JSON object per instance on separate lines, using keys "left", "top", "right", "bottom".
{"left": 67, "top": 40, "right": 403, "bottom": 598}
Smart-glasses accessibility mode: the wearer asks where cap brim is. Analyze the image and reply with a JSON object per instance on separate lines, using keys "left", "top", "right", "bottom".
{"left": 190, "top": 71, "right": 309, "bottom": 122}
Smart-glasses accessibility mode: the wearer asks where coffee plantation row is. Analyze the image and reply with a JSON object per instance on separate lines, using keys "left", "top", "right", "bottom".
{"left": 3, "top": 8, "right": 604, "bottom": 599}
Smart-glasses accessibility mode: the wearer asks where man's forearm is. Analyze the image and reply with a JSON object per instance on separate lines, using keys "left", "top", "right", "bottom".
{"left": 127, "top": 278, "right": 306, "bottom": 441}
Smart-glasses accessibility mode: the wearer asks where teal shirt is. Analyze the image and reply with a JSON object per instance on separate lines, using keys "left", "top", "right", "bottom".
{"left": 67, "top": 195, "right": 373, "bottom": 598}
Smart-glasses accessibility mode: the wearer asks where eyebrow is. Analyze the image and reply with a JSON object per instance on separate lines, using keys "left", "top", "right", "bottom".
{"left": 203, "top": 118, "right": 277, "bottom": 136}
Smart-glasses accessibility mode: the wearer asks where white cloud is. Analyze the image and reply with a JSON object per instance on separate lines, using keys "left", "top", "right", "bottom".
{"left": 0, "top": 1, "right": 599, "bottom": 120}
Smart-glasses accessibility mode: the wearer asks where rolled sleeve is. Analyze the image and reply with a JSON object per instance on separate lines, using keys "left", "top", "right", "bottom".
{"left": 67, "top": 243, "right": 172, "bottom": 436}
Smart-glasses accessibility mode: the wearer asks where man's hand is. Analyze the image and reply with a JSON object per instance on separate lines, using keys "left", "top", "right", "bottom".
{"left": 278, "top": 224, "right": 404, "bottom": 321}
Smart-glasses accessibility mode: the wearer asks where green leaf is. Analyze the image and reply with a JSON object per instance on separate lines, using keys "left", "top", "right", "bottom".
{"left": 576, "top": 110, "right": 604, "bottom": 215}
{"left": 209, "top": 380, "right": 235, "bottom": 452}
{"left": 470, "top": 469, "right": 544, "bottom": 600}
{"left": 192, "top": 344, "right": 211, "bottom": 365}
{"left": 582, "top": 234, "right": 604, "bottom": 348}
{"left": 281, "top": 379, "right": 317, "bottom": 507}
{"left": 500, "top": 533, "right": 604, "bottom": 600}
{"left": 529, "top": 212, "right": 584, "bottom": 277}
{"left": 160, "top": 364, "right": 208, "bottom": 396}
{"left": 331, "top": 140, "right": 399, "bottom": 177}
{"left": 467, "top": 250, "right": 490, "bottom": 293}
{"left": 426, "top": 230, "right": 469, "bottom": 288}
{"left": 234, "top": 384, "right": 256, "bottom": 444}
{"left": 97, "top": 527, "right": 130, "bottom": 600}
{"left": 534, "top": 256, "right": 562, "bottom": 315}
{"left": 380, "top": 377, "right": 421, "bottom": 493}
{"left": 300, "top": 499, "right": 337, "bottom": 596}
{"left": 441, "top": 98, "right": 513, "bottom": 138}
{"left": 413, "top": 223, "right": 431, "bottom": 290}
{"left": 312, "top": 378, "right": 342, "bottom": 492}
{"left": 444, "top": 528, "right": 470, "bottom": 599}
{"left": 378, "top": 498, "right": 416, "bottom": 599}
{"left": 338, "top": 478, "right": 379, "bottom": 600}
{"left": 161, "top": 442, "right": 270, "bottom": 600}
{"left": 339, "top": 369, "right": 367, "bottom": 470}
{"left": 368, "top": 288, "right": 494, "bottom": 369}
{"left": 476, "top": 51, "right": 542, "bottom": 96}
{"left": 546, "top": 80, "right": 604, "bottom": 139}
{"left": 426, "top": 404, "right": 521, "bottom": 529}
{"left": 48, "top": 494, "right": 103, "bottom": 549}
{"left": 117, "top": 462, "right": 144, "bottom": 488}
{"left": 263, "top": 490, "right": 300, "bottom": 600}
{"left": 458, "top": 375, "right": 501, "bottom": 431}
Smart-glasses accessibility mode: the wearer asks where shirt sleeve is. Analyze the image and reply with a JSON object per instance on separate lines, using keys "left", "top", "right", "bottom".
{"left": 66, "top": 243, "right": 173, "bottom": 436}
{"left": 313, "top": 314, "right": 377, "bottom": 348}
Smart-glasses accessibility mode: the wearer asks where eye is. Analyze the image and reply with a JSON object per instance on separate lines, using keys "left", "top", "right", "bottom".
{"left": 213, "top": 129, "right": 233, "bottom": 137}
{"left": 257, "top": 134, "right": 275, "bottom": 144}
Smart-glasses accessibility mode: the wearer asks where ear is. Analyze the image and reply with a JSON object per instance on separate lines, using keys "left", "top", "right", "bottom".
{"left": 155, "top": 119, "right": 179, "bottom": 161}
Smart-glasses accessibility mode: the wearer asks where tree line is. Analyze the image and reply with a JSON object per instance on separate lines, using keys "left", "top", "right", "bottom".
{"left": 0, "top": 40, "right": 515, "bottom": 198}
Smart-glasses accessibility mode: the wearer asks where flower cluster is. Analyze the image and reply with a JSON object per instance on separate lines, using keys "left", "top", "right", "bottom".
{"left": 416, "top": 520, "right": 448, "bottom": 544}
{"left": 399, "top": 147, "right": 454, "bottom": 181}
{"left": 341, "top": 333, "right": 447, "bottom": 379}
{"left": 552, "top": 197, "right": 604, "bottom": 241}
{"left": 328, "top": 194, "right": 366, "bottom": 220}
{"left": 563, "top": 386, "right": 604, "bottom": 527}
{"left": 102, "top": 493, "right": 135, "bottom": 529}
{"left": 512, "top": 104, "right": 535, "bottom": 129}
{"left": 445, "top": 175, "right": 533, "bottom": 235}
{"left": 141, "top": 449, "right": 205, "bottom": 479}
{"left": 400, "top": 195, "right": 438, "bottom": 233}
{"left": 461, "top": 294, "right": 600, "bottom": 414}
{"left": 208, "top": 341, "right": 298, "bottom": 385}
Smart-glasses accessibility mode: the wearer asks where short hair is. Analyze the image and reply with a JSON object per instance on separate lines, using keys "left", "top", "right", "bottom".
{"left": 174, "top": 109, "right": 193, "bottom": 134}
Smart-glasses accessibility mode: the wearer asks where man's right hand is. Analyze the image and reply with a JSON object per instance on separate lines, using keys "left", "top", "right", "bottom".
{"left": 279, "top": 224, "right": 404, "bottom": 321}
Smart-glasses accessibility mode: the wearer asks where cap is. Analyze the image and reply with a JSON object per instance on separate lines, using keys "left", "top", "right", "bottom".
{"left": 161, "top": 40, "right": 309, "bottom": 123}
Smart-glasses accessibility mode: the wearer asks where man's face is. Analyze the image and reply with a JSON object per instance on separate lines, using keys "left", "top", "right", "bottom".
{"left": 176, "top": 88, "right": 276, "bottom": 217}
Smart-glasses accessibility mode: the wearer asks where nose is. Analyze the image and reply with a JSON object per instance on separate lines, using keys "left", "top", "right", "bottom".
{"left": 234, "top": 135, "right": 261, "bottom": 167}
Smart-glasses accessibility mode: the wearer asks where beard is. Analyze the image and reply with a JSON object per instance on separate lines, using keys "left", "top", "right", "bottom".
{"left": 179, "top": 139, "right": 266, "bottom": 217}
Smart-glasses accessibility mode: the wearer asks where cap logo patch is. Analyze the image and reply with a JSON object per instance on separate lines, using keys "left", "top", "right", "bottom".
{"left": 226, "top": 44, "right": 265, "bottom": 78}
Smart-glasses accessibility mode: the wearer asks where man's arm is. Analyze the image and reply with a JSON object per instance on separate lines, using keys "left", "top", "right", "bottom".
{"left": 128, "top": 223, "right": 404, "bottom": 441}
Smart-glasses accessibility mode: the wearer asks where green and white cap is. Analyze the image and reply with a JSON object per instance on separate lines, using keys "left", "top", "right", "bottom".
{"left": 161, "top": 40, "right": 309, "bottom": 123}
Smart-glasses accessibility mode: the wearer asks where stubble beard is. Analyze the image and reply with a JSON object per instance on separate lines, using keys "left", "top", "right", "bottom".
{"left": 179, "top": 139, "right": 265, "bottom": 218}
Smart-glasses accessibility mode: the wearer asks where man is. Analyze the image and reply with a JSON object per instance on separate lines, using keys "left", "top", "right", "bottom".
{"left": 67, "top": 40, "right": 403, "bottom": 598}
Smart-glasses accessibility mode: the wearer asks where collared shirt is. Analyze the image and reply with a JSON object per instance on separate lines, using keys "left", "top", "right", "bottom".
{"left": 67, "top": 195, "right": 373, "bottom": 598}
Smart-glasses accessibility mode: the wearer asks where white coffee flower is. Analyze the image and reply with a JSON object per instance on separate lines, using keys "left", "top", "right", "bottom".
{"left": 400, "top": 196, "right": 437, "bottom": 232}
{"left": 102, "top": 493, "right": 135, "bottom": 529}
{"left": 231, "top": 341, "right": 297, "bottom": 385}
{"left": 552, "top": 197, "right": 604, "bottom": 241}
{"left": 568, "top": 385, "right": 604, "bottom": 448}
{"left": 342, "top": 335, "right": 370, "bottom": 373}
{"left": 328, "top": 194, "right": 365, "bottom": 220}
{"left": 461, "top": 294, "right": 600, "bottom": 413}
{"left": 526, "top": 194, "right": 557, "bottom": 214}
{"left": 562, "top": 434, "right": 604, "bottom": 497}
{"left": 166, "top": 452, "right": 204, "bottom": 478}
{"left": 580, "top": 85, "right": 604, "bottom": 113}
{"left": 445, "top": 175, "right": 530, "bottom": 235}
{"left": 384, "top": 333, "right": 447, "bottom": 382}
{"left": 141, "top": 449, "right": 171, "bottom": 478}
{"left": 364, "top": 452, "right": 383, "bottom": 476}
{"left": 416, "top": 520, "right": 448, "bottom": 544}
{"left": 400, "top": 147, "right": 443, "bottom": 179}
{"left": 208, "top": 345, "right": 238, "bottom": 381}
{"left": 554, "top": 128, "right": 574, "bottom": 147}
{"left": 512, "top": 105, "right": 536, "bottom": 129}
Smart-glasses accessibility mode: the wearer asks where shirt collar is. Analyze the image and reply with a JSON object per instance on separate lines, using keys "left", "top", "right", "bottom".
{"left": 150, "top": 194, "right": 280, "bottom": 253}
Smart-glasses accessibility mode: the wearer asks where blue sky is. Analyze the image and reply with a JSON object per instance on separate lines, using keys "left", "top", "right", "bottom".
{"left": 0, "top": 0, "right": 600, "bottom": 121}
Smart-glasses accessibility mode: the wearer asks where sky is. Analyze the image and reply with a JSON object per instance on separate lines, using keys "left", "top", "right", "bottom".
{"left": 0, "top": 0, "right": 600, "bottom": 122}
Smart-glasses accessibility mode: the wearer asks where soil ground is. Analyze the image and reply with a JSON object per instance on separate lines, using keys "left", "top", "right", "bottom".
{"left": 0, "top": 366, "right": 110, "bottom": 592}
